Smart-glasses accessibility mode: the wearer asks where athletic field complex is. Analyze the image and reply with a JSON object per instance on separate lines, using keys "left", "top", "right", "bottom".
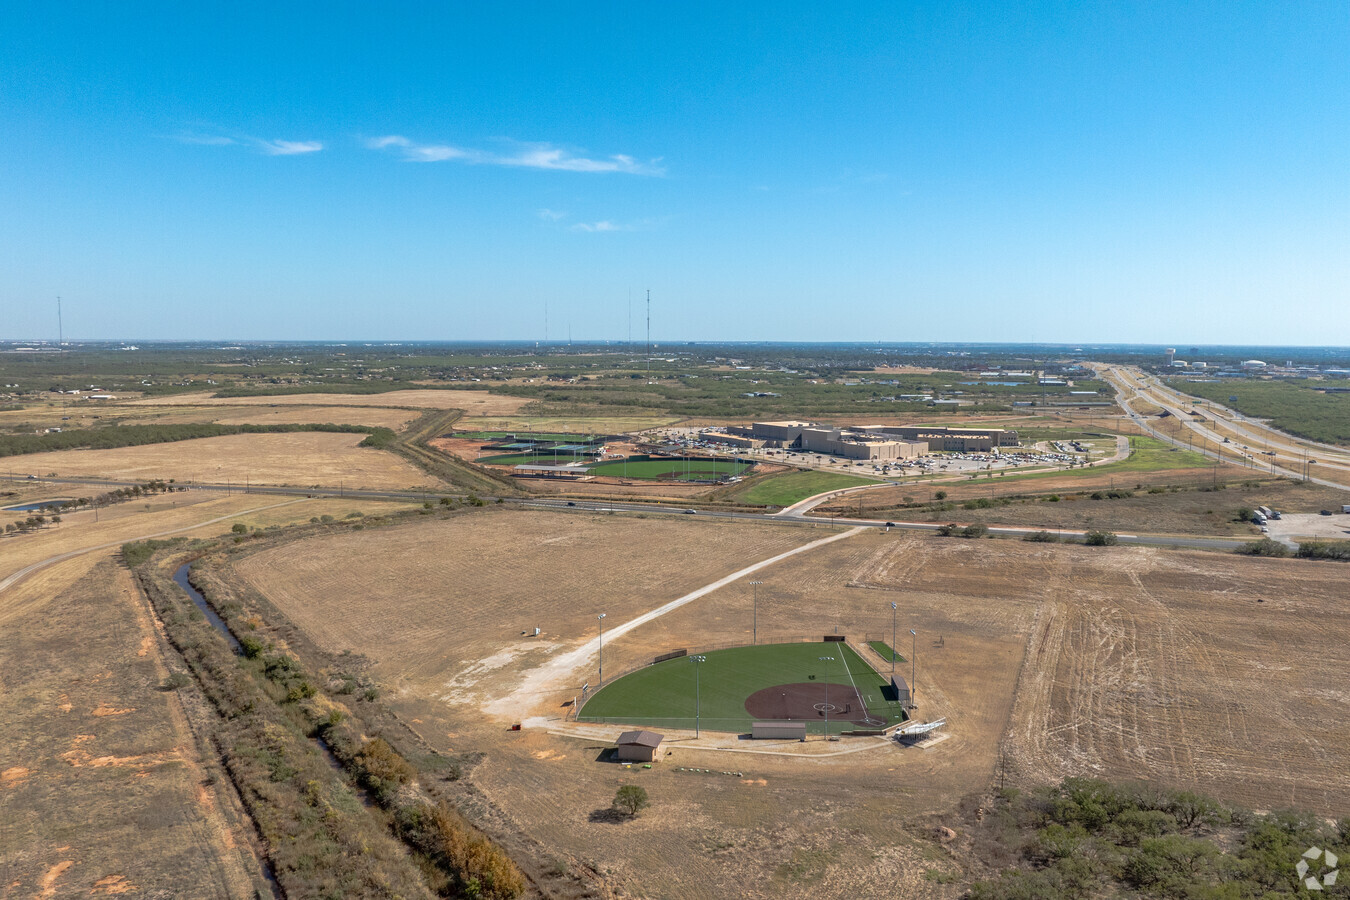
{"left": 577, "top": 641, "right": 910, "bottom": 735}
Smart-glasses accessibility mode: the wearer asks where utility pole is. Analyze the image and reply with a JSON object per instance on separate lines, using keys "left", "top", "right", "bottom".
{"left": 57, "top": 296, "right": 63, "bottom": 350}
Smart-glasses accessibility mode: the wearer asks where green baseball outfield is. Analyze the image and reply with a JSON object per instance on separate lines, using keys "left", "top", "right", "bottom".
{"left": 577, "top": 641, "right": 908, "bottom": 735}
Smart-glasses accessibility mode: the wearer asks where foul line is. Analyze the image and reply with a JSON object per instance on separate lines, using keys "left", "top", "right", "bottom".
{"left": 487, "top": 525, "right": 868, "bottom": 719}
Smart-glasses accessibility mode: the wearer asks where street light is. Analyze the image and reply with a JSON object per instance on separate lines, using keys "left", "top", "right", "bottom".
{"left": 750, "top": 581, "right": 763, "bottom": 644}
{"left": 909, "top": 629, "right": 917, "bottom": 708}
{"left": 597, "top": 614, "right": 607, "bottom": 685}
{"left": 818, "top": 656, "right": 835, "bottom": 737}
{"left": 890, "top": 602, "right": 898, "bottom": 675}
{"left": 690, "top": 655, "right": 707, "bottom": 737}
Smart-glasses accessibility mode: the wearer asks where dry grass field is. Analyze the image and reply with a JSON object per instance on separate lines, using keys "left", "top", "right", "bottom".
{"left": 1, "top": 493, "right": 416, "bottom": 601}
{"left": 221, "top": 513, "right": 1350, "bottom": 898}
{"left": 0, "top": 555, "right": 264, "bottom": 898}
{"left": 8, "top": 431, "right": 433, "bottom": 489}
{"left": 129, "top": 388, "right": 530, "bottom": 413}
{"left": 229, "top": 509, "right": 821, "bottom": 708}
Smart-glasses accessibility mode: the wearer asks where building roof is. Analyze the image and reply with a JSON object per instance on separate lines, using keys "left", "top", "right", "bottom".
{"left": 616, "top": 730, "right": 664, "bottom": 748}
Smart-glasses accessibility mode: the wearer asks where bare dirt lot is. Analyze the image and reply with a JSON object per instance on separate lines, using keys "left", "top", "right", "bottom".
{"left": 0, "top": 555, "right": 263, "bottom": 898}
{"left": 224, "top": 514, "right": 1350, "bottom": 898}
{"left": 8, "top": 431, "right": 433, "bottom": 489}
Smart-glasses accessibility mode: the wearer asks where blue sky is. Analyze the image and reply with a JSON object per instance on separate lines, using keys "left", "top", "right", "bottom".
{"left": 3, "top": 2, "right": 1347, "bottom": 344}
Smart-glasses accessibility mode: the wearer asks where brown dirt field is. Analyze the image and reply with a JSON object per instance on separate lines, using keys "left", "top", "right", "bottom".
{"left": 128, "top": 388, "right": 529, "bottom": 413}
{"left": 8, "top": 431, "right": 434, "bottom": 489}
{"left": 1004, "top": 544, "right": 1350, "bottom": 815}
{"left": 225, "top": 515, "right": 1350, "bottom": 897}
{"left": 0, "top": 555, "right": 262, "bottom": 898}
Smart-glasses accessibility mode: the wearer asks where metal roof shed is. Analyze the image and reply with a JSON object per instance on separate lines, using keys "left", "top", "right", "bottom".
{"left": 615, "top": 730, "right": 663, "bottom": 762}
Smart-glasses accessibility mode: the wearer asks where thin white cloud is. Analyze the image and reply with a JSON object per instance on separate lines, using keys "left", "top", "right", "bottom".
{"left": 170, "top": 131, "right": 323, "bottom": 156}
{"left": 569, "top": 218, "right": 663, "bottom": 233}
{"left": 174, "top": 133, "right": 237, "bottom": 146}
{"left": 258, "top": 139, "right": 324, "bottom": 156}
{"left": 368, "top": 135, "right": 663, "bottom": 175}
{"left": 538, "top": 208, "right": 568, "bottom": 221}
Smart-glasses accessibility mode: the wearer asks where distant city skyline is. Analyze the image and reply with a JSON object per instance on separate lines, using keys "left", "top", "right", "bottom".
{"left": 2, "top": 4, "right": 1346, "bottom": 343}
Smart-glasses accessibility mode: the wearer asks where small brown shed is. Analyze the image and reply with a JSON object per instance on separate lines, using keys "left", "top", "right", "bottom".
{"left": 615, "top": 730, "right": 663, "bottom": 762}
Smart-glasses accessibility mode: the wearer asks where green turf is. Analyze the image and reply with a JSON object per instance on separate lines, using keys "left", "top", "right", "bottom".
{"left": 578, "top": 641, "right": 907, "bottom": 734}
{"left": 586, "top": 455, "right": 752, "bottom": 480}
{"left": 476, "top": 450, "right": 596, "bottom": 466}
{"left": 729, "top": 470, "right": 879, "bottom": 507}
{"left": 867, "top": 640, "right": 906, "bottom": 664}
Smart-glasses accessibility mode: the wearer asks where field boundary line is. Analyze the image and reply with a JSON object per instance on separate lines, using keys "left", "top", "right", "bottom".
{"left": 490, "top": 525, "right": 869, "bottom": 721}
{"left": 0, "top": 498, "right": 308, "bottom": 597}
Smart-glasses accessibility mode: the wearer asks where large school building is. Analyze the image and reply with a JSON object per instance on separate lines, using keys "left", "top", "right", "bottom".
{"left": 701, "top": 421, "right": 1019, "bottom": 457}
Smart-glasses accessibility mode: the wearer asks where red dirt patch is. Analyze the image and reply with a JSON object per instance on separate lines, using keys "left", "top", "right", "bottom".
{"left": 743, "top": 682, "right": 882, "bottom": 727}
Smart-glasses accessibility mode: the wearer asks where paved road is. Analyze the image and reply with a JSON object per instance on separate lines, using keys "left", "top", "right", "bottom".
{"left": 8, "top": 472, "right": 1251, "bottom": 552}
{"left": 1098, "top": 364, "right": 1350, "bottom": 491}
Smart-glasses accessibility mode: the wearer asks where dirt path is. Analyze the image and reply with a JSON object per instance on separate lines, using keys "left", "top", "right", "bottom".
{"left": 0, "top": 498, "right": 308, "bottom": 597}
{"left": 489, "top": 526, "right": 869, "bottom": 723}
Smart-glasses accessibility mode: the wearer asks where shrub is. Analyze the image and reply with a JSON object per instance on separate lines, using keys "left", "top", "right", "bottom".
{"left": 231, "top": 523, "right": 247, "bottom": 534}
{"left": 1296, "top": 541, "right": 1350, "bottom": 561}
{"left": 1024, "top": 530, "right": 1060, "bottom": 543}
{"left": 1237, "top": 538, "right": 1290, "bottom": 558}
{"left": 354, "top": 737, "right": 417, "bottom": 801}
{"left": 1084, "top": 531, "right": 1118, "bottom": 546}
{"left": 935, "top": 523, "right": 960, "bottom": 537}
{"left": 934, "top": 490, "right": 947, "bottom": 500}
{"left": 160, "top": 671, "right": 192, "bottom": 691}
{"left": 961, "top": 523, "right": 989, "bottom": 539}
{"left": 613, "top": 784, "right": 650, "bottom": 817}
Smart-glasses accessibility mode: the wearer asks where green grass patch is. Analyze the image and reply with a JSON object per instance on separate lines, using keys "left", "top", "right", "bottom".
{"left": 867, "top": 640, "right": 906, "bottom": 663}
{"left": 579, "top": 641, "right": 907, "bottom": 734}
{"left": 587, "top": 455, "right": 751, "bottom": 480}
{"left": 729, "top": 469, "right": 879, "bottom": 507}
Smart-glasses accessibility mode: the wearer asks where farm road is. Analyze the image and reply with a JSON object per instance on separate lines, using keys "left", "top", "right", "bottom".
{"left": 487, "top": 525, "right": 868, "bottom": 723}
{"left": 0, "top": 498, "right": 308, "bottom": 597}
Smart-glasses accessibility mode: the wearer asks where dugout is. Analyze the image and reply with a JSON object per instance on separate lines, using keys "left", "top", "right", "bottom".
{"left": 752, "top": 721, "right": 807, "bottom": 741}
{"left": 615, "top": 730, "right": 664, "bottom": 762}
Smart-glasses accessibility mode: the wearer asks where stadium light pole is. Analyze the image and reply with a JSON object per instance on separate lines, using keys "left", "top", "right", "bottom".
{"left": 818, "top": 656, "right": 834, "bottom": 738}
{"left": 750, "top": 581, "right": 763, "bottom": 645}
{"left": 690, "top": 655, "right": 706, "bottom": 737}
{"left": 910, "top": 629, "right": 917, "bottom": 708}
{"left": 890, "top": 602, "right": 898, "bottom": 674}
{"left": 597, "top": 614, "right": 607, "bottom": 685}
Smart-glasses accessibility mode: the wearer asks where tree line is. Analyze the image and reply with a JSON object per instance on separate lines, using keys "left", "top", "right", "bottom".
{"left": 0, "top": 422, "right": 395, "bottom": 457}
